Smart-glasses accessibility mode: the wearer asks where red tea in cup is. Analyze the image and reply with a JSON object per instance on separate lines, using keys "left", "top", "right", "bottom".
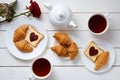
{"left": 32, "top": 58, "right": 51, "bottom": 78}
{"left": 88, "top": 14, "right": 108, "bottom": 34}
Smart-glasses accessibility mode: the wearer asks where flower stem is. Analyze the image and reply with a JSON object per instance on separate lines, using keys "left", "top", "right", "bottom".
{"left": 14, "top": 10, "right": 30, "bottom": 18}
{"left": 0, "top": 10, "right": 30, "bottom": 23}
{"left": 0, "top": 20, "right": 6, "bottom": 23}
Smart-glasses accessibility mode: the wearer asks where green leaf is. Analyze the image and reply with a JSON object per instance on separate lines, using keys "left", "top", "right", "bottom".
{"left": 0, "top": 0, "right": 17, "bottom": 22}
{"left": 0, "top": 3, "right": 9, "bottom": 18}
{"left": 9, "top": 0, "right": 17, "bottom": 9}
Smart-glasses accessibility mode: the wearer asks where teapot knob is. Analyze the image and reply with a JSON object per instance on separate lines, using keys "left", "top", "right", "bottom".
{"left": 55, "top": 10, "right": 66, "bottom": 21}
{"left": 44, "top": 2, "right": 52, "bottom": 10}
{"left": 58, "top": 11, "right": 64, "bottom": 18}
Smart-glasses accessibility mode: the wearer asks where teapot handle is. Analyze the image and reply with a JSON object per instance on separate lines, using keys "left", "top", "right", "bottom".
{"left": 69, "top": 20, "right": 77, "bottom": 28}
{"left": 44, "top": 2, "right": 52, "bottom": 10}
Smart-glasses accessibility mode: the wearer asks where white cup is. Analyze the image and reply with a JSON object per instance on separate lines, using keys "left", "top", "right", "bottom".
{"left": 29, "top": 58, "right": 52, "bottom": 80}
{"left": 88, "top": 13, "right": 109, "bottom": 35}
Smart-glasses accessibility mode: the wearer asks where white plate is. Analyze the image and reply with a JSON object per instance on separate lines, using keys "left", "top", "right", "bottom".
{"left": 81, "top": 39, "right": 115, "bottom": 73}
{"left": 6, "top": 18, "right": 48, "bottom": 60}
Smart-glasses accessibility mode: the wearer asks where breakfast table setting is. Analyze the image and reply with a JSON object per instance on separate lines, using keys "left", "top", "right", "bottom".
{"left": 0, "top": 0, "right": 120, "bottom": 80}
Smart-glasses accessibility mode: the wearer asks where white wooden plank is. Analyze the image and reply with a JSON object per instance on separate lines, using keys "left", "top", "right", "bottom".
{"left": 0, "top": 48, "right": 119, "bottom": 66}
{"left": 1, "top": 0, "right": 120, "bottom": 13}
{"left": 41, "top": 0, "right": 120, "bottom": 12}
{"left": 1, "top": 13, "right": 120, "bottom": 30}
{"left": 0, "top": 67, "right": 120, "bottom": 80}
{"left": 114, "top": 49, "right": 120, "bottom": 65}
{"left": 0, "top": 31, "right": 6, "bottom": 48}
{"left": 0, "top": 49, "right": 32, "bottom": 66}
{"left": 1, "top": 30, "right": 120, "bottom": 48}
{"left": 0, "top": 49, "right": 81, "bottom": 66}
{"left": 47, "top": 31, "right": 120, "bottom": 48}
{"left": 0, "top": 67, "right": 30, "bottom": 80}
{"left": 0, "top": 0, "right": 120, "bottom": 79}
{"left": 52, "top": 67, "right": 120, "bottom": 80}
{"left": 109, "top": 13, "right": 120, "bottom": 30}
{"left": 74, "top": 13, "right": 120, "bottom": 30}
{"left": 44, "top": 48, "right": 119, "bottom": 66}
{"left": 50, "top": 67, "right": 120, "bottom": 80}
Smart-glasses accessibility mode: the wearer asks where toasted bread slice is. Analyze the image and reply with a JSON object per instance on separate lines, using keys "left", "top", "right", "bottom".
{"left": 84, "top": 41, "right": 104, "bottom": 62}
{"left": 25, "top": 26, "right": 44, "bottom": 47}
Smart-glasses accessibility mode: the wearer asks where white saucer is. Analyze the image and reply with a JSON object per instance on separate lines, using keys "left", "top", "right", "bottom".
{"left": 81, "top": 39, "right": 115, "bottom": 73}
{"left": 6, "top": 18, "right": 48, "bottom": 60}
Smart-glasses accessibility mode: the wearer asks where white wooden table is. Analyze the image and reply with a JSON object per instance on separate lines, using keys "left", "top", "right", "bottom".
{"left": 0, "top": 0, "right": 120, "bottom": 80}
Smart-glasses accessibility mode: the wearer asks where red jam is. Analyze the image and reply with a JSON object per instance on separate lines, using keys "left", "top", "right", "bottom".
{"left": 30, "top": 32, "right": 38, "bottom": 42}
{"left": 89, "top": 46, "right": 98, "bottom": 56}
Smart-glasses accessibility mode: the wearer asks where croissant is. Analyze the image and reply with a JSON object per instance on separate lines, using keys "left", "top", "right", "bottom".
{"left": 53, "top": 32, "right": 72, "bottom": 47}
{"left": 94, "top": 51, "right": 109, "bottom": 70}
{"left": 13, "top": 24, "right": 29, "bottom": 42}
{"left": 51, "top": 45, "right": 68, "bottom": 58}
{"left": 67, "top": 41, "right": 79, "bottom": 60}
{"left": 15, "top": 40, "right": 33, "bottom": 52}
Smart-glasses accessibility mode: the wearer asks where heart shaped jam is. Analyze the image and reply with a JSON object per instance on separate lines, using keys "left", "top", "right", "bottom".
{"left": 89, "top": 46, "right": 98, "bottom": 56}
{"left": 30, "top": 32, "right": 38, "bottom": 42}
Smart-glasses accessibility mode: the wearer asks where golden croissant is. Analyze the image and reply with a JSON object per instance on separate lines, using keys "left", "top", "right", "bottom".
{"left": 67, "top": 41, "right": 79, "bottom": 60}
{"left": 51, "top": 45, "right": 68, "bottom": 58}
{"left": 94, "top": 51, "right": 109, "bottom": 70}
{"left": 13, "top": 24, "right": 29, "bottom": 42}
{"left": 53, "top": 32, "right": 72, "bottom": 47}
{"left": 15, "top": 40, "right": 33, "bottom": 52}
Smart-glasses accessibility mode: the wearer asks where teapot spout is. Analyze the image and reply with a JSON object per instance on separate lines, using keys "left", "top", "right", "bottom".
{"left": 69, "top": 20, "right": 77, "bottom": 28}
{"left": 44, "top": 2, "right": 52, "bottom": 10}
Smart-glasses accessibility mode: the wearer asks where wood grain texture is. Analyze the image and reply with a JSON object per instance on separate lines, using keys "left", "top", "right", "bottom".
{"left": 0, "top": 48, "right": 119, "bottom": 66}
{"left": 1, "top": 0, "right": 120, "bottom": 13}
{"left": 0, "top": 67, "right": 120, "bottom": 80}
{"left": 2, "top": 30, "right": 120, "bottom": 48}
{"left": 0, "top": 0, "right": 120, "bottom": 79}
{"left": 0, "top": 13, "right": 120, "bottom": 30}
{"left": 47, "top": 31, "right": 120, "bottom": 48}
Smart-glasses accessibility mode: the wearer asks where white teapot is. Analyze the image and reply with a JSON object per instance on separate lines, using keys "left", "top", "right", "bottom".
{"left": 44, "top": 3, "right": 77, "bottom": 28}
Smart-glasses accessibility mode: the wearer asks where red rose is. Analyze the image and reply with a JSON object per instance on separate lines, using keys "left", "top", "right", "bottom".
{"left": 29, "top": 0, "right": 41, "bottom": 18}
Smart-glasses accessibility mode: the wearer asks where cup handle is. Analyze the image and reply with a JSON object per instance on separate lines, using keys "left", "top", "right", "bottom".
{"left": 28, "top": 75, "right": 35, "bottom": 80}
{"left": 104, "top": 12, "right": 110, "bottom": 19}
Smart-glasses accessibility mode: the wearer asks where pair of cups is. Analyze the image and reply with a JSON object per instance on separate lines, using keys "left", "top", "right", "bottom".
{"left": 29, "top": 58, "right": 52, "bottom": 80}
{"left": 29, "top": 13, "right": 109, "bottom": 80}
{"left": 88, "top": 13, "right": 109, "bottom": 35}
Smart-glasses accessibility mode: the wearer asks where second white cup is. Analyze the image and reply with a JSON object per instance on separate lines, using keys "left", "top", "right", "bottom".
{"left": 88, "top": 13, "right": 109, "bottom": 35}
{"left": 30, "top": 58, "right": 52, "bottom": 80}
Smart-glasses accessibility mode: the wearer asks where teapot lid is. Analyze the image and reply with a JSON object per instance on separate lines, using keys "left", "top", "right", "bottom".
{"left": 49, "top": 5, "right": 72, "bottom": 27}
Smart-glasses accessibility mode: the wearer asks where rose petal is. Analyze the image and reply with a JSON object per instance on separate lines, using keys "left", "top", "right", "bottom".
{"left": 29, "top": 0, "right": 41, "bottom": 18}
